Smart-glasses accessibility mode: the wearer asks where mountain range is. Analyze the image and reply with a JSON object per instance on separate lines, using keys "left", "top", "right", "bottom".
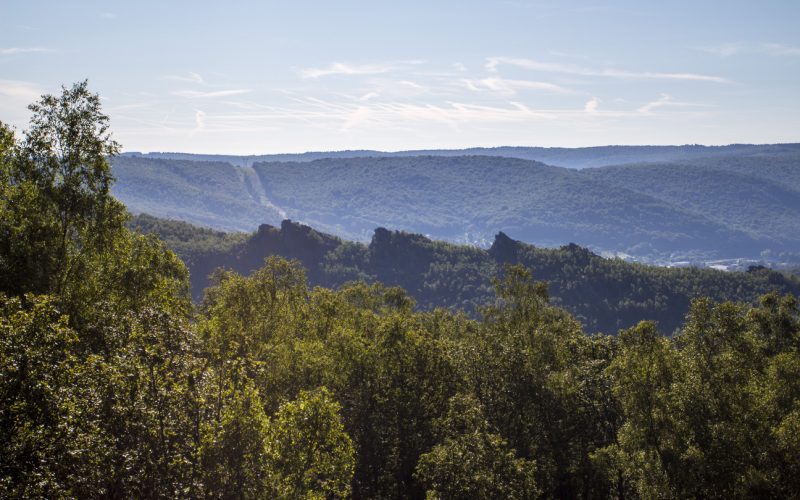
{"left": 113, "top": 144, "right": 800, "bottom": 263}
{"left": 122, "top": 143, "right": 800, "bottom": 169}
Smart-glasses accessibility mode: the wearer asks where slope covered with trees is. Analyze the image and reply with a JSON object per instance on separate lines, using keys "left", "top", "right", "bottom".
{"left": 132, "top": 215, "right": 800, "bottom": 335}
{"left": 580, "top": 159, "right": 800, "bottom": 248}
{"left": 252, "top": 156, "right": 762, "bottom": 252}
{"left": 112, "top": 156, "right": 284, "bottom": 231}
{"left": 3, "top": 83, "right": 800, "bottom": 498}
{"left": 671, "top": 152, "right": 800, "bottom": 192}
{"left": 113, "top": 149, "right": 800, "bottom": 261}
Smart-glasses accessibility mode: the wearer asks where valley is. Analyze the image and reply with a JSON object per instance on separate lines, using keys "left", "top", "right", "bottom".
{"left": 113, "top": 145, "right": 800, "bottom": 270}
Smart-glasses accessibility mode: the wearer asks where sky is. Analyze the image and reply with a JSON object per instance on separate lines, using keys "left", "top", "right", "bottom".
{"left": 1, "top": 0, "right": 799, "bottom": 154}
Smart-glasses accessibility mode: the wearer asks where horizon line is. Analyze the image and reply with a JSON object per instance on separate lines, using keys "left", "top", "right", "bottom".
{"left": 120, "top": 141, "right": 800, "bottom": 157}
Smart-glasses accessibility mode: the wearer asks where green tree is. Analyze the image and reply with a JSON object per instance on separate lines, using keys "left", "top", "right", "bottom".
{"left": 90, "top": 307, "right": 203, "bottom": 497}
{"left": 0, "top": 294, "right": 84, "bottom": 497}
{"left": 598, "top": 295, "right": 800, "bottom": 498}
{"left": 1, "top": 83, "right": 197, "bottom": 497}
{"left": 466, "top": 265, "right": 616, "bottom": 496}
{"left": 266, "top": 387, "right": 355, "bottom": 498}
{"left": 595, "top": 321, "right": 679, "bottom": 498}
{"left": 200, "top": 373, "right": 271, "bottom": 499}
{"left": 0, "top": 120, "right": 62, "bottom": 295}
{"left": 415, "top": 393, "right": 538, "bottom": 499}
{"left": 2, "top": 81, "right": 124, "bottom": 297}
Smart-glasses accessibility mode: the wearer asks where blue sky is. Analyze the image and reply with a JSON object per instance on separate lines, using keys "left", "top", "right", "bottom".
{"left": 1, "top": 0, "right": 799, "bottom": 153}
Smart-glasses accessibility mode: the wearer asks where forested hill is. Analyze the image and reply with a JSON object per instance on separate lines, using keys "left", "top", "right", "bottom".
{"left": 111, "top": 156, "right": 285, "bottom": 231}
{"left": 131, "top": 214, "right": 800, "bottom": 334}
{"left": 248, "top": 156, "right": 760, "bottom": 252}
{"left": 579, "top": 152, "right": 800, "bottom": 247}
{"left": 112, "top": 150, "right": 800, "bottom": 260}
{"left": 123, "top": 143, "right": 800, "bottom": 169}
{"left": 112, "top": 155, "right": 758, "bottom": 256}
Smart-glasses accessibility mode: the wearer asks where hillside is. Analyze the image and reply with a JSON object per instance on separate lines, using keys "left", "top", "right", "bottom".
{"left": 252, "top": 155, "right": 765, "bottom": 253}
{"left": 112, "top": 156, "right": 284, "bottom": 231}
{"left": 113, "top": 147, "right": 800, "bottom": 263}
{"left": 131, "top": 215, "right": 800, "bottom": 334}
{"left": 580, "top": 160, "right": 800, "bottom": 248}
{"left": 114, "top": 154, "right": 784, "bottom": 259}
{"left": 671, "top": 152, "right": 800, "bottom": 192}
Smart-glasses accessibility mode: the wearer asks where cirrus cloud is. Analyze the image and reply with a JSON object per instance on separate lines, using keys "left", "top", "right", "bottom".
{"left": 171, "top": 89, "right": 252, "bottom": 98}
{"left": 486, "top": 56, "right": 730, "bottom": 83}
{"left": 299, "top": 60, "right": 425, "bottom": 79}
{"left": 700, "top": 42, "right": 800, "bottom": 57}
{"left": 0, "top": 47, "right": 51, "bottom": 55}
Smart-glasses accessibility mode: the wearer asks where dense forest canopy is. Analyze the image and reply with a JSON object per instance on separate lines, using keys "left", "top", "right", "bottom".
{"left": 2, "top": 83, "right": 800, "bottom": 498}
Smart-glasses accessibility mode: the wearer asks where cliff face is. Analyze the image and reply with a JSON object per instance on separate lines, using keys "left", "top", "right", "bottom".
{"left": 489, "top": 231, "right": 519, "bottom": 263}
{"left": 368, "top": 228, "right": 436, "bottom": 273}
{"left": 367, "top": 228, "right": 444, "bottom": 299}
{"left": 245, "top": 220, "right": 341, "bottom": 274}
{"left": 188, "top": 220, "right": 343, "bottom": 299}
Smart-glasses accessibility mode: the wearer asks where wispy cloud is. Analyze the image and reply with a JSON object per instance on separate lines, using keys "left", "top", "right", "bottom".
{"left": 171, "top": 89, "right": 251, "bottom": 98}
{"left": 460, "top": 77, "right": 577, "bottom": 95}
{"left": 486, "top": 56, "right": 730, "bottom": 83}
{"left": 759, "top": 43, "right": 800, "bottom": 56}
{"left": 299, "top": 60, "right": 423, "bottom": 79}
{"left": 699, "top": 43, "right": 743, "bottom": 57}
{"left": 299, "top": 62, "right": 395, "bottom": 79}
{"left": 101, "top": 12, "right": 116, "bottom": 19}
{"left": 700, "top": 42, "right": 800, "bottom": 57}
{"left": 202, "top": 92, "right": 709, "bottom": 136}
{"left": 112, "top": 87, "right": 718, "bottom": 154}
{"left": 342, "top": 105, "right": 372, "bottom": 130}
{"left": 194, "top": 110, "right": 206, "bottom": 131}
{"left": 638, "top": 94, "right": 673, "bottom": 113}
{"left": 399, "top": 80, "right": 424, "bottom": 89}
{"left": 760, "top": 43, "right": 800, "bottom": 56}
{"left": 0, "top": 79, "right": 43, "bottom": 100}
{"left": 113, "top": 57, "right": 718, "bottom": 149}
{"left": 0, "top": 80, "right": 45, "bottom": 126}
{"left": 0, "top": 47, "right": 51, "bottom": 55}
{"left": 358, "top": 91, "right": 380, "bottom": 101}
{"left": 282, "top": 98, "right": 557, "bottom": 129}
{"left": 164, "top": 72, "right": 205, "bottom": 84}
{"left": 636, "top": 93, "right": 707, "bottom": 114}
{"left": 356, "top": 79, "right": 430, "bottom": 99}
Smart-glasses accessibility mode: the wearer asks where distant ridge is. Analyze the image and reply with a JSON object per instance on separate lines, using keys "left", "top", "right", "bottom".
{"left": 121, "top": 143, "right": 800, "bottom": 169}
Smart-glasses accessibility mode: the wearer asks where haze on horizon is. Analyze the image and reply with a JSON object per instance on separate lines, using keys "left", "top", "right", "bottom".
{"left": 1, "top": 0, "right": 799, "bottom": 154}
